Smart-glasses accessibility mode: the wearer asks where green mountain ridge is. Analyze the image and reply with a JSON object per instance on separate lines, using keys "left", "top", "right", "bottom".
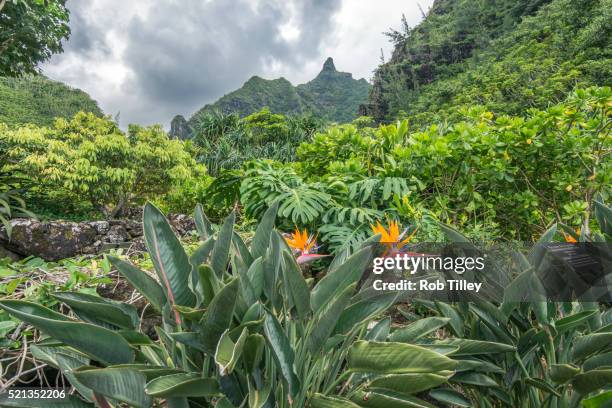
{"left": 179, "top": 57, "right": 370, "bottom": 137}
{"left": 362, "top": 0, "right": 611, "bottom": 124}
{"left": 0, "top": 75, "right": 103, "bottom": 127}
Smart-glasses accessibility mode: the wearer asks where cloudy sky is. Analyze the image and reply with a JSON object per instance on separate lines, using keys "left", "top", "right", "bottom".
{"left": 42, "top": 0, "right": 434, "bottom": 128}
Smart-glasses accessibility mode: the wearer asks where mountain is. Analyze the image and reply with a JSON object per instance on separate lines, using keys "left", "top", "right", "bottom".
{"left": 182, "top": 58, "right": 370, "bottom": 132}
{"left": 0, "top": 75, "right": 103, "bottom": 127}
{"left": 362, "top": 0, "right": 611, "bottom": 124}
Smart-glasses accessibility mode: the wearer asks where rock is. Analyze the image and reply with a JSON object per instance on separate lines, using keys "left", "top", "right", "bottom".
{"left": 169, "top": 114, "right": 190, "bottom": 140}
{"left": 0, "top": 214, "right": 196, "bottom": 261}
{"left": 0, "top": 246, "right": 22, "bottom": 261}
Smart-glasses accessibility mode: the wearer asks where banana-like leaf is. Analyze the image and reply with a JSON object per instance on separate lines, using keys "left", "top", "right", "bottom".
{"left": 233, "top": 231, "right": 254, "bottom": 267}
{"left": 389, "top": 317, "right": 450, "bottom": 343}
{"left": 584, "top": 350, "right": 612, "bottom": 371}
{"left": 351, "top": 389, "right": 435, "bottom": 408}
{"left": 195, "top": 203, "right": 214, "bottom": 240}
{"left": 525, "top": 377, "right": 560, "bottom": 397}
{"left": 73, "top": 367, "right": 151, "bottom": 408}
{"left": 145, "top": 373, "right": 221, "bottom": 397}
{"left": 52, "top": 292, "right": 138, "bottom": 330}
{"left": 582, "top": 390, "right": 612, "bottom": 408}
{"left": 247, "top": 257, "right": 265, "bottom": 299}
{"left": 190, "top": 237, "right": 215, "bottom": 302}
{"left": 251, "top": 202, "right": 278, "bottom": 260}
{"left": 109, "top": 364, "right": 185, "bottom": 381}
{"left": 109, "top": 256, "right": 166, "bottom": 312}
{"left": 309, "top": 283, "right": 355, "bottom": 354}
{"left": 310, "top": 394, "right": 361, "bottom": 408}
{"left": 435, "top": 302, "right": 465, "bottom": 337}
{"left": 200, "top": 278, "right": 240, "bottom": 353}
{"left": 572, "top": 369, "right": 612, "bottom": 395}
{"left": 263, "top": 310, "right": 300, "bottom": 403}
{"left": 311, "top": 246, "right": 371, "bottom": 312}
{"left": 0, "top": 300, "right": 133, "bottom": 365}
{"left": 248, "top": 379, "right": 272, "bottom": 408}
{"left": 347, "top": 341, "right": 457, "bottom": 374}
{"left": 555, "top": 310, "right": 597, "bottom": 335}
{"left": 593, "top": 199, "right": 612, "bottom": 236}
{"left": 334, "top": 292, "right": 397, "bottom": 335}
{"left": 451, "top": 372, "right": 498, "bottom": 387}
{"left": 436, "top": 338, "right": 515, "bottom": 355}
{"left": 368, "top": 372, "right": 452, "bottom": 394}
{"left": 243, "top": 333, "right": 265, "bottom": 373}
{"left": 572, "top": 333, "right": 612, "bottom": 361}
{"left": 197, "top": 264, "right": 219, "bottom": 307}
{"left": 366, "top": 317, "right": 391, "bottom": 341}
{"left": 281, "top": 250, "right": 311, "bottom": 320}
{"left": 549, "top": 364, "right": 580, "bottom": 383}
{"left": 429, "top": 389, "right": 471, "bottom": 407}
{"left": 210, "top": 211, "right": 235, "bottom": 277}
{"left": 143, "top": 203, "right": 195, "bottom": 323}
{"left": 215, "top": 328, "right": 248, "bottom": 375}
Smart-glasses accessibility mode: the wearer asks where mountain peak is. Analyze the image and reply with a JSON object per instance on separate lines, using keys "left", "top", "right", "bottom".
{"left": 322, "top": 57, "right": 336, "bottom": 72}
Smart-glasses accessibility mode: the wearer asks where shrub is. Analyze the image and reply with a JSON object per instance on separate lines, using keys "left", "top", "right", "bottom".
{"left": 1, "top": 112, "right": 206, "bottom": 218}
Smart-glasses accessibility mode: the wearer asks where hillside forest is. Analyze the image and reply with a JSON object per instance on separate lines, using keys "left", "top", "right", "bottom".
{"left": 0, "top": 0, "right": 611, "bottom": 407}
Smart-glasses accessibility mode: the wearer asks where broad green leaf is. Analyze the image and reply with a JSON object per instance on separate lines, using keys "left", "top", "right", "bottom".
{"left": 549, "top": 364, "right": 580, "bottom": 383}
{"left": 348, "top": 341, "right": 457, "bottom": 374}
{"left": 251, "top": 201, "right": 278, "bottom": 260}
{"left": 369, "top": 372, "right": 452, "bottom": 394}
{"left": 311, "top": 246, "right": 371, "bottom": 312}
{"left": 210, "top": 211, "right": 235, "bottom": 277}
{"left": 554, "top": 310, "right": 597, "bottom": 334}
{"left": 243, "top": 333, "right": 265, "bottom": 373}
{"left": 263, "top": 310, "right": 300, "bottom": 402}
{"left": 451, "top": 372, "right": 498, "bottom": 387}
{"left": 195, "top": 203, "right": 213, "bottom": 240}
{"left": 584, "top": 350, "right": 612, "bottom": 371}
{"left": 73, "top": 367, "right": 151, "bottom": 408}
{"left": 308, "top": 283, "right": 355, "bottom": 354}
{"left": 310, "top": 394, "right": 361, "bottom": 408}
{"left": 247, "top": 257, "right": 265, "bottom": 299}
{"left": 190, "top": 236, "right": 215, "bottom": 300}
{"left": 200, "top": 278, "right": 240, "bottom": 353}
{"left": 334, "top": 292, "right": 397, "bottom": 335}
{"left": 109, "top": 364, "right": 184, "bottom": 381}
{"left": 366, "top": 317, "right": 391, "bottom": 341}
{"left": 351, "top": 389, "right": 435, "bottom": 408}
{"left": 525, "top": 377, "right": 560, "bottom": 396}
{"left": 108, "top": 256, "right": 165, "bottom": 312}
{"left": 582, "top": 390, "right": 612, "bottom": 408}
{"left": 572, "top": 369, "right": 612, "bottom": 395}
{"left": 215, "top": 328, "right": 248, "bottom": 375}
{"left": 429, "top": 389, "right": 471, "bottom": 407}
{"left": 233, "top": 231, "right": 254, "bottom": 267}
{"left": 0, "top": 300, "right": 133, "bottom": 365}
{"left": 197, "top": 264, "right": 219, "bottom": 307}
{"left": 436, "top": 338, "right": 515, "bottom": 355}
{"left": 145, "top": 373, "right": 221, "bottom": 397}
{"left": 454, "top": 358, "right": 504, "bottom": 374}
{"left": 436, "top": 302, "right": 464, "bottom": 337}
{"left": 389, "top": 317, "right": 450, "bottom": 343}
{"left": 248, "top": 380, "right": 272, "bottom": 408}
{"left": 143, "top": 203, "right": 195, "bottom": 319}
{"left": 572, "top": 333, "right": 612, "bottom": 361}
{"left": 52, "top": 292, "right": 138, "bottom": 330}
{"left": 281, "top": 250, "right": 311, "bottom": 320}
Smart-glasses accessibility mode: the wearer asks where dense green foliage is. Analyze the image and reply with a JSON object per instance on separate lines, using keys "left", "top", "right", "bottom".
{"left": 0, "top": 75, "right": 103, "bottom": 127}
{"left": 1, "top": 113, "right": 208, "bottom": 218}
{"left": 364, "top": 0, "right": 611, "bottom": 124}
{"left": 1, "top": 202, "right": 610, "bottom": 407}
{"left": 186, "top": 58, "right": 370, "bottom": 132}
{"left": 0, "top": 0, "right": 70, "bottom": 77}
{"left": 207, "top": 87, "right": 610, "bottom": 250}
{"left": 191, "top": 108, "right": 323, "bottom": 177}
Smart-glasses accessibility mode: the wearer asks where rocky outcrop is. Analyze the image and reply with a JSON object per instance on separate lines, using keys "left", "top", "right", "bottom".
{"left": 169, "top": 114, "right": 190, "bottom": 140}
{"left": 0, "top": 215, "right": 196, "bottom": 261}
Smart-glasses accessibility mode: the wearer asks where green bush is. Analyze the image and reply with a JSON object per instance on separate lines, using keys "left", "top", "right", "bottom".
{"left": 1, "top": 112, "right": 206, "bottom": 218}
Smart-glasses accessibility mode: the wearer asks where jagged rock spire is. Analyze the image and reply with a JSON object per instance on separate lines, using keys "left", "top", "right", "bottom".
{"left": 322, "top": 57, "right": 336, "bottom": 72}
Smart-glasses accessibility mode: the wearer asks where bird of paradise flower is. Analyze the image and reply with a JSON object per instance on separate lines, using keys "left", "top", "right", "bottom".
{"left": 285, "top": 228, "right": 329, "bottom": 264}
{"left": 371, "top": 220, "right": 420, "bottom": 257}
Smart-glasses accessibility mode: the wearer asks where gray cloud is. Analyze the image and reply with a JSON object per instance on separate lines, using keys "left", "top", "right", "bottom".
{"left": 44, "top": 0, "right": 431, "bottom": 128}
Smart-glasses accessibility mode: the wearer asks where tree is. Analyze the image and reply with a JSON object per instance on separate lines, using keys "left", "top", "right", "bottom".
{"left": 0, "top": 0, "right": 70, "bottom": 76}
{"left": 2, "top": 112, "right": 205, "bottom": 218}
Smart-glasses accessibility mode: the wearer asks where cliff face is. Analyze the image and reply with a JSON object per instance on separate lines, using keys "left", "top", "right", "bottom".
{"left": 184, "top": 57, "right": 370, "bottom": 133}
{"left": 362, "top": 0, "right": 572, "bottom": 123}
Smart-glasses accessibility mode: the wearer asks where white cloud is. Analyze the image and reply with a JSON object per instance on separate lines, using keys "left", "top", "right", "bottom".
{"left": 42, "top": 0, "right": 433, "bottom": 128}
